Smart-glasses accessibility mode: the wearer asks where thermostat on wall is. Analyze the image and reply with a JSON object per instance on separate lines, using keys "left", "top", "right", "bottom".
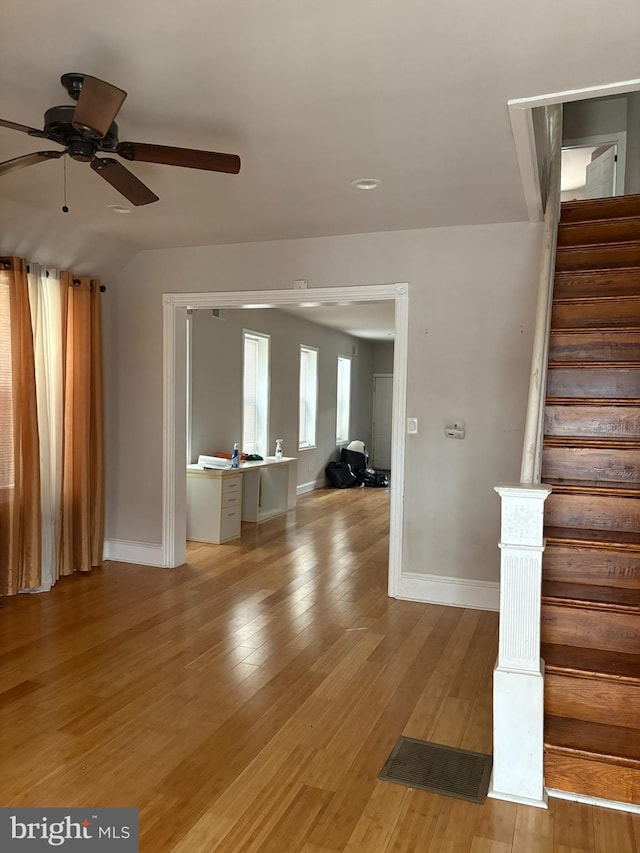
{"left": 445, "top": 422, "right": 465, "bottom": 439}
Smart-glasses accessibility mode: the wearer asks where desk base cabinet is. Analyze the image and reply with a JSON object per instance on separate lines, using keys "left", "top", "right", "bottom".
{"left": 186, "top": 457, "right": 298, "bottom": 545}
{"left": 186, "top": 470, "right": 242, "bottom": 544}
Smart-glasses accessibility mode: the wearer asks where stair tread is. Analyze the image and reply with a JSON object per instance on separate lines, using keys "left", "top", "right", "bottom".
{"left": 542, "top": 643, "right": 640, "bottom": 682}
{"left": 559, "top": 215, "right": 640, "bottom": 230}
{"left": 555, "top": 266, "right": 640, "bottom": 277}
{"left": 548, "top": 360, "right": 640, "bottom": 368}
{"left": 561, "top": 196, "right": 640, "bottom": 225}
{"left": 551, "top": 323, "right": 640, "bottom": 332}
{"left": 550, "top": 329, "right": 640, "bottom": 337}
{"left": 544, "top": 435, "right": 640, "bottom": 448}
{"left": 542, "top": 580, "right": 640, "bottom": 611}
{"left": 556, "top": 239, "right": 640, "bottom": 253}
{"left": 545, "top": 715, "right": 640, "bottom": 766}
{"left": 546, "top": 397, "right": 640, "bottom": 406}
{"left": 545, "top": 526, "right": 640, "bottom": 551}
{"left": 543, "top": 478, "right": 640, "bottom": 496}
{"left": 553, "top": 294, "right": 640, "bottom": 304}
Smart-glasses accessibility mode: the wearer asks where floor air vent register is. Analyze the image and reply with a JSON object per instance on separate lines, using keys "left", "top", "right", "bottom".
{"left": 379, "top": 737, "right": 493, "bottom": 804}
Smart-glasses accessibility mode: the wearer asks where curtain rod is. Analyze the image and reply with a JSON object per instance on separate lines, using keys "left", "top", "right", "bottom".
{"left": 1, "top": 259, "right": 106, "bottom": 291}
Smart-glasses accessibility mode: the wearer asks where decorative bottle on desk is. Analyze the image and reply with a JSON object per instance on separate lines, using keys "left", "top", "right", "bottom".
{"left": 275, "top": 439, "right": 283, "bottom": 460}
{"left": 231, "top": 443, "right": 240, "bottom": 468}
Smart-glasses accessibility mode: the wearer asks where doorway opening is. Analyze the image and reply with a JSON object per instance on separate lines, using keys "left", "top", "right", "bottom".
{"left": 561, "top": 132, "right": 627, "bottom": 202}
{"left": 161, "top": 283, "right": 409, "bottom": 598}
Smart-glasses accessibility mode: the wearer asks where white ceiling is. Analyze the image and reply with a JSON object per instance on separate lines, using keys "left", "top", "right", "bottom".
{"left": 0, "top": 0, "right": 639, "bottom": 261}
{"left": 278, "top": 300, "right": 395, "bottom": 341}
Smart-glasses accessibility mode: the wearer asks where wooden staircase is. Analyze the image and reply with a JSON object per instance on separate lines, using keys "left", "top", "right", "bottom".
{"left": 541, "top": 193, "right": 640, "bottom": 806}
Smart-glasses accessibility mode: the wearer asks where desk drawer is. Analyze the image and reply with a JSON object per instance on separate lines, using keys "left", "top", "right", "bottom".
{"left": 222, "top": 491, "right": 241, "bottom": 509}
{"left": 222, "top": 476, "right": 242, "bottom": 497}
{"left": 220, "top": 506, "right": 241, "bottom": 542}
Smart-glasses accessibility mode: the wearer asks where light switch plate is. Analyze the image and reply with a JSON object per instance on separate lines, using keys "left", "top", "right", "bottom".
{"left": 407, "top": 417, "right": 418, "bottom": 434}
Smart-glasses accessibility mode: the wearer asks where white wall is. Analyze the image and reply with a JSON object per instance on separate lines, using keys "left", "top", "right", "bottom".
{"left": 626, "top": 92, "right": 640, "bottom": 195}
{"left": 0, "top": 196, "right": 135, "bottom": 281}
{"left": 104, "top": 221, "right": 541, "bottom": 584}
{"left": 563, "top": 96, "right": 628, "bottom": 140}
{"left": 190, "top": 307, "right": 374, "bottom": 487}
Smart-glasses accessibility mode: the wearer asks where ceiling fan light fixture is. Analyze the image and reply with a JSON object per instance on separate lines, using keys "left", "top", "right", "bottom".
{"left": 351, "top": 178, "right": 381, "bottom": 190}
{"left": 107, "top": 203, "right": 131, "bottom": 214}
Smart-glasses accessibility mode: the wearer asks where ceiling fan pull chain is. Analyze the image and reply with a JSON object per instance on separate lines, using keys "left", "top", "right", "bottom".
{"left": 62, "top": 155, "right": 69, "bottom": 213}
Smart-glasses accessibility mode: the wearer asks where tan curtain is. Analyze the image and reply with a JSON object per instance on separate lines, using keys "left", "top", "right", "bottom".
{"left": 0, "top": 258, "right": 42, "bottom": 594}
{"left": 58, "top": 273, "right": 104, "bottom": 576}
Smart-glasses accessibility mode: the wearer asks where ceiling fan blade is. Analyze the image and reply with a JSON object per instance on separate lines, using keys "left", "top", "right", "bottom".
{"left": 117, "top": 141, "right": 241, "bottom": 174}
{"left": 0, "top": 118, "right": 47, "bottom": 138}
{"left": 90, "top": 157, "right": 158, "bottom": 206}
{"left": 73, "top": 75, "right": 127, "bottom": 139}
{"left": 0, "top": 150, "right": 64, "bottom": 177}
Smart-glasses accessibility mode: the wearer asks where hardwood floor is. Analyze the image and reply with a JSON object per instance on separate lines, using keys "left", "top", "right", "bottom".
{"left": 0, "top": 487, "right": 638, "bottom": 851}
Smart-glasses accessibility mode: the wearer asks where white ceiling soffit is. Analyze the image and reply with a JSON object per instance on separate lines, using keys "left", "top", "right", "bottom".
{"left": 0, "top": 1, "right": 639, "bottom": 257}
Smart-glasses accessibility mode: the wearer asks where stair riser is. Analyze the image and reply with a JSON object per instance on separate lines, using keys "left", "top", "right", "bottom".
{"left": 544, "top": 752, "right": 640, "bottom": 804}
{"left": 554, "top": 269, "right": 640, "bottom": 299}
{"left": 542, "top": 447, "right": 640, "bottom": 481}
{"left": 545, "top": 673, "right": 640, "bottom": 729}
{"left": 543, "top": 545, "right": 640, "bottom": 588}
{"left": 556, "top": 244, "right": 640, "bottom": 272}
{"left": 544, "top": 404, "right": 640, "bottom": 438}
{"left": 558, "top": 219, "right": 640, "bottom": 247}
{"left": 561, "top": 195, "right": 640, "bottom": 223}
{"left": 541, "top": 604, "right": 640, "bottom": 654}
{"left": 552, "top": 299, "right": 640, "bottom": 328}
{"left": 546, "top": 367, "right": 640, "bottom": 398}
{"left": 549, "top": 331, "right": 640, "bottom": 363}
{"left": 545, "top": 493, "right": 640, "bottom": 534}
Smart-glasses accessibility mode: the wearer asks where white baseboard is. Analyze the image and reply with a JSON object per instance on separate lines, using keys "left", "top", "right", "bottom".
{"left": 103, "top": 538, "right": 165, "bottom": 567}
{"left": 397, "top": 572, "right": 500, "bottom": 611}
{"left": 297, "top": 478, "right": 327, "bottom": 495}
{"left": 546, "top": 788, "right": 640, "bottom": 815}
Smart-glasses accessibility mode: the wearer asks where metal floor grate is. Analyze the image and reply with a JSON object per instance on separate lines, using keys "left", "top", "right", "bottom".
{"left": 379, "top": 737, "right": 493, "bottom": 803}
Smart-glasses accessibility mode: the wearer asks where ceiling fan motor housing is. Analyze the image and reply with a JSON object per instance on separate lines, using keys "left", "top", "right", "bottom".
{"left": 43, "top": 106, "right": 119, "bottom": 151}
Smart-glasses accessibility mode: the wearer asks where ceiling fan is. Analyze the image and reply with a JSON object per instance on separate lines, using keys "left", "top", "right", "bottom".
{"left": 0, "top": 72, "right": 241, "bottom": 206}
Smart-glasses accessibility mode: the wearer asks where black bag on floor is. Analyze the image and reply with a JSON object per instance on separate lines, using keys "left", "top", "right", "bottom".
{"left": 340, "top": 447, "right": 368, "bottom": 473}
{"left": 357, "top": 468, "right": 389, "bottom": 488}
{"left": 325, "top": 461, "right": 357, "bottom": 489}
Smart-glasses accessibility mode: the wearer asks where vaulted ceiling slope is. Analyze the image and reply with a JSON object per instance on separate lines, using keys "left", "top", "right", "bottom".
{"left": 0, "top": 0, "right": 638, "bottom": 272}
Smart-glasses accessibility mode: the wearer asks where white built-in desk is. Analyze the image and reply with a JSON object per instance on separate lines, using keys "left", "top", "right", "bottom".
{"left": 186, "top": 457, "right": 298, "bottom": 544}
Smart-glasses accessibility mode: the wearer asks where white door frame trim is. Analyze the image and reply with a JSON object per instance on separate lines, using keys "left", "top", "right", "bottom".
{"left": 161, "top": 283, "right": 409, "bottom": 599}
{"left": 507, "top": 77, "right": 640, "bottom": 222}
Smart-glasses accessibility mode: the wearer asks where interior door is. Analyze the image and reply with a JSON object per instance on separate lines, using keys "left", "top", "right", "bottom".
{"left": 372, "top": 374, "right": 393, "bottom": 470}
{"left": 585, "top": 145, "right": 617, "bottom": 198}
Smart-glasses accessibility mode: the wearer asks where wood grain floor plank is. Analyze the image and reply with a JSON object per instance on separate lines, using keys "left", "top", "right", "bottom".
{"left": 0, "top": 488, "right": 632, "bottom": 851}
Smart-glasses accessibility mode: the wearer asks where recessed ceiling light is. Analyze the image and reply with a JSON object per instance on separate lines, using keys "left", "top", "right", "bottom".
{"left": 107, "top": 204, "right": 132, "bottom": 214}
{"left": 351, "top": 178, "right": 381, "bottom": 190}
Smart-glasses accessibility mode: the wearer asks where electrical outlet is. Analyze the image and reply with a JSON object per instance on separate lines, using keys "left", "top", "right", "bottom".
{"left": 293, "top": 279, "right": 308, "bottom": 289}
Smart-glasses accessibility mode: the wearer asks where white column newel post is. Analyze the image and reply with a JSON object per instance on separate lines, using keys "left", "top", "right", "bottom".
{"left": 489, "top": 483, "right": 552, "bottom": 808}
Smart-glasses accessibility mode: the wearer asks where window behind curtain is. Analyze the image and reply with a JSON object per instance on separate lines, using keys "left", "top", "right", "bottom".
{"left": 298, "top": 345, "right": 318, "bottom": 449}
{"left": 242, "top": 330, "right": 270, "bottom": 456}
{"left": 336, "top": 355, "right": 352, "bottom": 443}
